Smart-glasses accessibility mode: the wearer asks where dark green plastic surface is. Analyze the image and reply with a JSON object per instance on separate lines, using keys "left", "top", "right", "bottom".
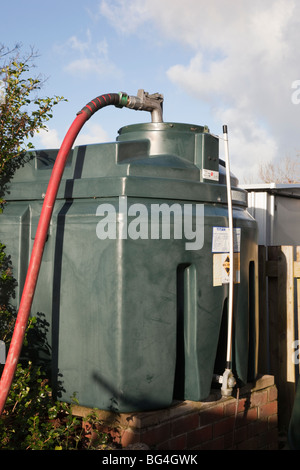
{"left": 0, "top": 122, "right": 258, "bottom": 412}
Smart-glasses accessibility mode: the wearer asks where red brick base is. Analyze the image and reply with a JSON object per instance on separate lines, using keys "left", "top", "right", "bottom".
{"left": 72, "top": 374, "right": 278, "bottom": 450}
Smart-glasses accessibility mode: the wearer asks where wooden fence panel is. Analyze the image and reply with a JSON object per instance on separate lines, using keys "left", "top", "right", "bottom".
{"left": 259, "top": 245, "right": 300, "bottom": 429}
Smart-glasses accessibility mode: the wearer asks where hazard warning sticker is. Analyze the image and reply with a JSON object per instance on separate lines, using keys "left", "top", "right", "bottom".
{"left": 212, "top": 227, "right": 241, "bottom": 286}
{"left": 202, "top": 169, "right": 219, "bottom": 181}
{"left": 213, "top": 252, "right": 240, "bottom": 286}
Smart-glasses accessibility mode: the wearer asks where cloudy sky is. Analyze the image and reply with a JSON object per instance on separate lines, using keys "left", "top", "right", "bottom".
{"left": 1, "top": 0, "right": 300, "bottom": 183}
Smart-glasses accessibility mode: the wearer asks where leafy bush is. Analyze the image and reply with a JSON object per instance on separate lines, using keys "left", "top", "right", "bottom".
{"left": 0, "top": 360, "right": 115, "bottom": 450}
{"left": 0, "top": 46, "right": 118, "bottom": 450}
{"left": 0, "top": 45, "right": 66, "bottom": 208}
{"left": 0, "top": 250, "right": 117, "bottom": 450}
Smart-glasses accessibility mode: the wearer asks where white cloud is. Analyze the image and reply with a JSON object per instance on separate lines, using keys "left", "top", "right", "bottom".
{"left": 64, "top": 56, "right": 119, "bottom": 78}
{"left": 35, "top": 123, "right": 110, "bottom": 150}
{"left": 66, "top": 29, "right": 93, "bottom": 54}
{"left": 75, "top": 123, "right": 110, "bottom": 146}
{"left": 99, "top": 0, "right": 149, "bottom": 34}
{"left": 55, "top": 29, "right": 121, "bottom": 79}
{"left": 162, "top": 0, "right": 300, "bottom": 181}
{"left": 99, "top": 0, "right": 300, "bottom": 182}
{"left": 36, "top": 127, "right": 61, "bottom": 148}
{"left": 216, "top": 107, "right": 278, "bottom": 183}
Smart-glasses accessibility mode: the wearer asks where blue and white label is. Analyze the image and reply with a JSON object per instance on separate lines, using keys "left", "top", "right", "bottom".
{"left": 212, "top": 226, "right": 241, "bottom": 253}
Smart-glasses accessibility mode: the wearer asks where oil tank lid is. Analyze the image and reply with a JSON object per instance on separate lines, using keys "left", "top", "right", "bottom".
{"left": 118, "top": 121, "right": 207, "bottom": 136}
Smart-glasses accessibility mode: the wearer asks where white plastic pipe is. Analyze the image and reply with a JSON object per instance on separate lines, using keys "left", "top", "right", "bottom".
{"left": 219, "top": 125, "right": 236, "bottom": 397}
{"left": 222, "top": 125, "right": 235, "bottom": 390}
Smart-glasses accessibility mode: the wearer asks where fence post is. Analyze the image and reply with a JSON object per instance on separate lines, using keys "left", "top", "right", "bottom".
{"left": 296, "top": 247, "right": 300, "bottom": 377}
{"left": 280, "top": 246, "right": 296, "bottom": 429}
{"left": 267, "top": 246, "right": 280, "bottom": 381}
{"left": 258, "top": 245, "right": 268, "bottom": 374}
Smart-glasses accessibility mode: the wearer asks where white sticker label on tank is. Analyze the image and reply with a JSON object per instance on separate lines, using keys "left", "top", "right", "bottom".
{"left": 212, "top": 227, "right": 241, "bottom": 253}
{"left": 213, "top": 252, "right": 240, "bottom": 286}
{"left": 203, "top": 169, "right": 219, "bottom": 181}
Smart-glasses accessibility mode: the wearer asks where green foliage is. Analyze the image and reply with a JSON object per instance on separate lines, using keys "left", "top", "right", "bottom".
{"left": 0, "top": 242, "right": 17, "bottom": 346}
{"left": 0, "top": 46, "right": 66, "bottom": 206}
{"left": 0, "top": 250, "right": 116, "bottom": 450}
{"left": 0, "top": 360, "right": 113, "bottom": 450}
{"left": 0, "top": 46, "right": 118, "bottom": 450}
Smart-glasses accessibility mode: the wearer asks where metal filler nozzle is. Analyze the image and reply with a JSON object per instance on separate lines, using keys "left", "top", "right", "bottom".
{"left": 119, "top": 89, "right": 164, "bottom": 122}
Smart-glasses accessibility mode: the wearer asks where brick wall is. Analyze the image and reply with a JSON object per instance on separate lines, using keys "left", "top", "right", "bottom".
{"left": 73, "top": 374, "right": 278, "bottom": 451}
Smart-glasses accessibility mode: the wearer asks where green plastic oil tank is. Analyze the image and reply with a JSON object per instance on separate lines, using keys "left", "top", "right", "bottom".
{"left": 0, "top": 121, "right": 259, "bottom": 412}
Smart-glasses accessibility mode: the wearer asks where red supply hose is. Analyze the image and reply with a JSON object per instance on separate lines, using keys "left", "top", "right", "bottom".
{"left": 0, "top": 93, "right": 121, "bottom": 414}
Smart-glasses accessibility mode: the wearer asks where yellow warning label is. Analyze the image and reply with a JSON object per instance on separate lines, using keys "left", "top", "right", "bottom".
{"left": 213, "top": 253, "right": 240, "bottom": 286}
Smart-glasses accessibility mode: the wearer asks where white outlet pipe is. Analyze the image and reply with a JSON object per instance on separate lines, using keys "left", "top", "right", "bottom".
{"left": 223, "top": 125, "right": 234, "bottom": 366}
{"left": 221, "top": 125, "right": 236, "bottom": 396}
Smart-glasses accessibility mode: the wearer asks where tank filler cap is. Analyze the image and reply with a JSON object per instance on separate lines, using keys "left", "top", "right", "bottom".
{"left": 119, "top": 89, "right": 164, "bottom": 123}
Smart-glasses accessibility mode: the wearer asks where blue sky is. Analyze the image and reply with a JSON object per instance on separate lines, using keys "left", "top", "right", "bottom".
{"left": 2, "top": 0, "right": 300, "bottom": 183}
